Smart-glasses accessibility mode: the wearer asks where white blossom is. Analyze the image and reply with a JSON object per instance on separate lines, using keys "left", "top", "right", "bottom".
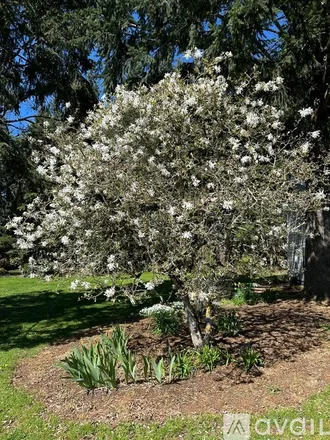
{"left": 144, "top": 281, "right": 155, "bottom": 291}
{"left": 182, "top": 201, "right": 193, "bottom": 210}
{"left": 61, "top": 236, "right": 70, "bottom": 245}
{"left": 315, "top": 190, "right": 326, "bottom": 200}
{"left": 310, "top": 130, "right": 321, "bottom": 139}
{"left": 300, "top": 142, "right": 310, "bottom": 154}
{"left": 8, "top": 63, "right": 323, "bottom": 308}
{"left": 191, "top": 175, "right": 200, "bottom": 187}
{"left": 168, "top": 206, "right": 175, "bottom": 216}
{"left": 299, "top": 107, "right": 314, "bottom": 118}
{"left": 240, "top": 155, "right": 252, "bottom": 165}
{"left": 70, "top": 279, "right": 81, "bottom": 290}
{"left": 104, "top": 287, "right": 116, "bottom": 298}
{"left": 222, "top": 200, "right": 233, "bottom": 210}
{"left": 140, "top": 303, "right": 173, "bottom": 316}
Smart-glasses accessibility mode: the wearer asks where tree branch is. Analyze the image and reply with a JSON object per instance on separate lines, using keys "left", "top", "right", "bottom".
{"left": 5, "top": 115, "right": 61, "bottom": 123}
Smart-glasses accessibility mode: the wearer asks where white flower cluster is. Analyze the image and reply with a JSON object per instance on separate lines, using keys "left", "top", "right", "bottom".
{"left": 183, "top": 47, "right": 204, "bottom": 60}
{"left": 70, "top": 279, "right": 92, "bottom": 290}
{"left": 139, "top": 302, "right": 182, "bottom": 316}
{"left": 299, "top": 107, "right": 314, "bottom": 118}
{"left": 104, "top": 287, "right": 116, "bottom": 298}
{"left": 7, "top": 59, "right": 326, "bottom": 297}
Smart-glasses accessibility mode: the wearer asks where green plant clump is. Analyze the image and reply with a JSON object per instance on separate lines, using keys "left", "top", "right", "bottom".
{"left": 173, "top": 350, "right": 198, "bottom": 379}
{"left": 239, "top": 346, "right": 263, "bottom": 372}
{"left": 59, "top": 325, "right": 131, "bottom": 390}
{"left": 140, "top": 304, "right": 182, "bottom": 336}
{"left": 197, "top": 345, "right": 222, "bottom": 371}
{"left": 232, "top": 282, "right": 261, "bottom": 305}
{"left": 59, "top": 342, "right": 118, "bottom": 390}
{"left": 217, "top": 310, "right": 242, "bottom": 336}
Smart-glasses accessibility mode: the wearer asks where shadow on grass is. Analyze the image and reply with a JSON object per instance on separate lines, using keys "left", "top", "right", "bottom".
{"left": 0, "top": 280, "right": 173, "bottom": 351}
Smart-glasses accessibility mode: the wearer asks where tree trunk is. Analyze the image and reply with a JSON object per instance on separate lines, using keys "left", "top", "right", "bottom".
{"left": 287, "top": 211, "right": 306, "bottom": 285}
{"left": 204, "top": 302, "right": 214, "bottom": 345}
{"left": 304, "top": 210, "right": 330, "bottom": 301}
{"left": 182, "top": 295, "right": 204, "bottom": 348}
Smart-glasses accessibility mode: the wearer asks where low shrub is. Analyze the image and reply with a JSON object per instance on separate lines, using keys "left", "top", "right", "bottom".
{"left": 239, "top": 346, "right": 263, "bottom": 372}
{"left": 59, "top": 342, "right": 118, "bottom": 390}
{"left": 59, "top": 325, "right": 265, "bottom": 391}
{"left": 197, "top": 345, "right": 222, "bottom": 371}
{"left": 59, "top": 325, "right": 131, "bottom": 390}
{"left": 232, "top": 282, "right": 260, "bottom": 305}
{"left": 217, "top": 310, "right": 242, "bottom": 336}
{"left": 260, "top": 289, "right": 276, "bottom": 303}
{"left": 173, "top": 350, "right": 198, "bottom": 379}
{"left": 140, "top": 303, "right": 183, "bottom": 336}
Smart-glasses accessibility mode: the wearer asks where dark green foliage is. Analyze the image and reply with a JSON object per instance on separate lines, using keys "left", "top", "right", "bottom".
{"left": 0, "top": 267, "right": 8, "bottom": 276}
{"left": 59, "top": 325, "right": 134, "bottom": 389}
{"left": 1, "top": 0, "right": 98, "bottom": 125}
{"left": 232, "top": 283, "right": 260, "bottom": 305}
{"left": 0, "top": 231, "right": 14, "bottom": 269}
{"left": 151, "top": 309, "right": 182, "bottom": 336}
{"left": 197, "top": 345, "right": 221, "bottom": 371}
{"left": 173, "top": 350, "right": 197, "bottom": 379}
{"left": 217, "top": 310, "right": 242, "bottom": 336}
{"left": 239, "top": 346, "right": 263, "bottom": 372}
{"left": 59, "top": 341, "right": 119, "bottom": 390}
{"left": 260, "top": 289, "right": 277, "bottom": 304}
{"left": 96, "top": 0, "right": 229, "bottom": 92}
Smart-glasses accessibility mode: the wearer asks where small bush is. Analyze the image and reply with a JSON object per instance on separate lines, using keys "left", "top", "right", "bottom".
{"left": 232, "top": 282, "right": 260, "bottom": 305}
{"left": 239, "top": 346, "right": 263, "bottom": 372}
{"left": 260, "top": 289, "right": 276, "bottom": 303}
{"left": 0, "top": 267, "right": 8, "bottom": 276}
{"left": 153, "top": 310, "right": 181, "bottom": 336}
{"left": 217, "top": 310, "right": 242, "bottom": 336}
{"left": 59, "top": 342, "right": 118, "bottom": 390}
{"left": 173, "top": 350, "right": 197, "bottom": 379}
{"left": 197, "top": 345, "right": 221, "bottom": 371}
{"left": 140, "top": 303, "right": 182, "bottom": 336}
{"left": 59, "top": 325, "right": 132, "bottom": 390}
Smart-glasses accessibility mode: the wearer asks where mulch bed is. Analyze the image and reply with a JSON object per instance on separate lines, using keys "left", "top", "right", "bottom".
{"left": 13, "top": 299, "right": 330, "bottom": 425}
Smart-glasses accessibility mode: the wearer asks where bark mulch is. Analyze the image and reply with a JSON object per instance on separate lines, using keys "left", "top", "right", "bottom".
{"left": 13, "top": 299, "right": 330, "bottom": 425}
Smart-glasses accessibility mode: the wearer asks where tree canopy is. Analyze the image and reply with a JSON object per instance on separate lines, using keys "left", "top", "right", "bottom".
{"left": 2, "top": 0, "right": 330, "bottom": 300}
{"left": 7, "top": 58, "right": 326, "bottom": 344}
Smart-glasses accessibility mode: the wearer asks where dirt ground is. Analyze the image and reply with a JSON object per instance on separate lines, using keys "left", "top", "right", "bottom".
{"left": 13, "top": 299, "right": 330, "bottom": 425}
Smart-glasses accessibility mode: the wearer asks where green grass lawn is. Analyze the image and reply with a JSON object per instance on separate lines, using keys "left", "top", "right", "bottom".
{"left": 1, "top": 276, "right": 330, "bottom": 439}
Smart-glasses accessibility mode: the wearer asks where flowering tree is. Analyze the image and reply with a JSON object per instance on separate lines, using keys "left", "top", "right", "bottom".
{"left": 7, "top": 57, "right": 326, "bottom": 347}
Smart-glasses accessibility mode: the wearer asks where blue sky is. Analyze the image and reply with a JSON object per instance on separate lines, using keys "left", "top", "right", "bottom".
{"left": 7, "top": 11, "right": 282, "bottom": 136}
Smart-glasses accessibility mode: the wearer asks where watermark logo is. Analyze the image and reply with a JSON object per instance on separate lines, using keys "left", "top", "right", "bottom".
{"left": 223, "top": 414, "right": 330, "bottom": 438}
{"left": 223, "top": 414, "right": 250, "bottom": 440}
